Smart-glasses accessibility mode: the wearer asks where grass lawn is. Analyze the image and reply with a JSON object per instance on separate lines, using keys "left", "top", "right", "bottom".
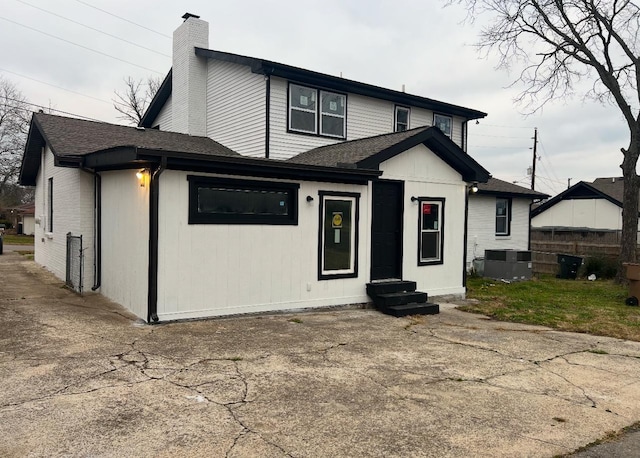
{"left": 462, "top": 276, "right": 640, "bottom": 341}
{"left": 2, "top": 234, "right": 34, "bottom": 245}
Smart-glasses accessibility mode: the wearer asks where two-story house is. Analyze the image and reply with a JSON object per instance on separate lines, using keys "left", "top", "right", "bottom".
{"left": 19, "top": 13, "right": 490, "bottom": 323}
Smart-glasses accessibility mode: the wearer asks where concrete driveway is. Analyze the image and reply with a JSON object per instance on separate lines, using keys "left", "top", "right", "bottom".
{"left": 2, "top": 251, "right": 640, "bottom": 457}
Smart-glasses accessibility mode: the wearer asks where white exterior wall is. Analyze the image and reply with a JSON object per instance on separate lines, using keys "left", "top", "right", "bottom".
{"left": 207, "top": 60, "right": 266, "bottom": 157}
{"left": 33, "top": 145, "right": 95, "bottom": 289}
{"left": 268, "top": 77, "right": 466, "bottom": 160}
{"left": 531, "top": 198, "right": 623, "bottom": 230}
{"left": 155, "top": 170, "right": 370, "bottom": 321}
{"left": 378, "top": 145, "right": 466, "bottom": 298}
{"left": 99, "top": 170, "right": 150, "bottom": 320}
{"left": 22, "top": 215, "right": 35, "bottom": 236}
{"left": 152, "top": 94, "right": 172, "bottom": 130}
{"left": 467, "top": 195, "right": 531, "bottom": 268}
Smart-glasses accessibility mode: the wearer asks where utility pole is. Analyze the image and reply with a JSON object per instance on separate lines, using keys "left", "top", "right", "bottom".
{"left": 531, "top": 127, "right": 538, "bottom": 191}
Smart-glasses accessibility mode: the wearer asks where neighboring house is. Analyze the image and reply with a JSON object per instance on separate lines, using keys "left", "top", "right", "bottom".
{"left": 531, "top": 177, "right": 637, "bottom": 237}
{"left": 467, "top": 178, "right": 548, "bottom": 271}
{"left": 18, "top": 13, "right": 491, "bottom": 323}
{"left": 6, "top": 203, "right": 35, "bottom": 236}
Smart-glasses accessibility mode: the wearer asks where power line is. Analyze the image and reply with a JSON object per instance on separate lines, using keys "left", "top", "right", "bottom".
{"left": 0, "top": 68, "right": 112, "bottom": 104}
{"left": 15, "top": 0, "right": 171, "bottom": 58}
{"left": 0, "top": 16, "right": 164, "bottom": 75}
{"left": 474, "top": 123, "right": 534, "bottom": 129}
{"left": 2, "top": 100, "right": 102, "bottom": 122}
{"left": 472, "top": 133, "right": 530, "bottom": 139}
{"left": 74, "top": 0, "right": 171, "bottom": 39}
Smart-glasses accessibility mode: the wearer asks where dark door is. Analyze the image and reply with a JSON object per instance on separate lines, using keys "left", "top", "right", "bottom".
{"left": 371, "top": 180, "right": 403, "bottom": 280}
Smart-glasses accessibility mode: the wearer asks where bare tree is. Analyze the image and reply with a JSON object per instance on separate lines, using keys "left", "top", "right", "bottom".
{"left": 0, "top": 76, "right": 31, "bottom": 203}
{"left": 450, "top": 0, "right": 640, "bottom": 273}
{"left": 113, "top": 76, "right": 162, "bottom": 125}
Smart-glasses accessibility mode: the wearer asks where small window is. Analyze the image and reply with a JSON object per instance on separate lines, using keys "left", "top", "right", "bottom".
{"left": 188, "top": 176, "right": 299, "bottom": 225}
{"left": 319, "top": 192, "right": 359, "bottom": 279}
{"left": 418, "top": 198, "right": 444, "bottom": 265}
{"left": 496, "top": 197, "right": 511, "bottom": 236}
{"left": 47, "top": 177, "right": 53, "bottom": 232}
{"left": 288, "top": 83, "right": 346, "bottom": 139}
{"left": 433, "top": 113, "right": 452, "bottom": 138}
{"left": 395, "top": 106, "right": 410, "bottom": 132}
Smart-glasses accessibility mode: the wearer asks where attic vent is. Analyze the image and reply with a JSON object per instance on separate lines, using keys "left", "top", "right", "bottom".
{"left": 612, "top": 178, "right": 615, "bottom": 183}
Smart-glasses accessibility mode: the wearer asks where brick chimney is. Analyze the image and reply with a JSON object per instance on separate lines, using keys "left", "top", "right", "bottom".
{"left": 172, "top": 13, "right": 208, "bottom": 136}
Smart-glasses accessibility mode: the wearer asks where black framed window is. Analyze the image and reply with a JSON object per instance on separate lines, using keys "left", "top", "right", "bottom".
{"left": 433, "top": 113, "right": 452, "bottom": 138}
{"left": 47, "top": 177, "right": 53, "bottom": 232}
{"left": 188, "top": 176, "right": 299, "bottom": 225}
{"left": 417, "top": 197, "right": 445, "bottom": 266}
{"left": 318, "top": 191, "right": 360, "bottom": 280}
{"left": 289, "top": 83, "right": 346, "bottom": 139}
{"left": 496, "top": 197, "right": 511, "bottom": 236}
{"left": 395, "top": 106, "right": 410, "bottom": 132}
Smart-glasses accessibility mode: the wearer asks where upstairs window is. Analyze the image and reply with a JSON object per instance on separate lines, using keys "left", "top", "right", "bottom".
{"left": 289, "top": 83, "right": 346, "bottom": 139}
{"left": 434, "top": 113, "right": 452, "bottom": 138}
{"left": 395, "top": 106, "right": 410, "bottom": 132}
{"left": 496, "top": 197, "right": 511, "bottom": 236}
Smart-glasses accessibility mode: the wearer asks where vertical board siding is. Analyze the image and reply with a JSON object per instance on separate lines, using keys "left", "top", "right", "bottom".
{"left": 532, "top": 198, "right": 624, "bottom": 230}
{"left": 379, "top": 144, "right": 466, "bottom": 298}
{"left": 99, "top": 170, "right": 150, "bottom": 319}
{"left": 207, "top": 60, "right": 266, "bottom": 158}
{"left": 467, "top": 195, "right": 532, "bottom": 270}
{"left": 156, "top": 170, "right": 370, "bottom": 320}
{"left": 34, "top": 146, "right": 95, "bottom": 290}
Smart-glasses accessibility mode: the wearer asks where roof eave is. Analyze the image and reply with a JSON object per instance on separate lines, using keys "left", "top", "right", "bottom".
{"left": 139, "top": 69, "right": 173, "bottom": 128}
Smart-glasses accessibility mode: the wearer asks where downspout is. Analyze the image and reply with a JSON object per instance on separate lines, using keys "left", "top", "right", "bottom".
{"left": 80, "top": 166, "right": 101, "bottom": 291}
{"left": 147, "top": 156, "right": 167, "bottom": 323}
{"left": 462, "top": 186, "right": 470, "bottom": 289}
{"left": 264, "top": 73, "right": 271, "bottom": 158}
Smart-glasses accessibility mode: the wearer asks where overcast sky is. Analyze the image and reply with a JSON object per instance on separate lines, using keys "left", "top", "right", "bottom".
{"left": 0, "top": 0, "right": 631, "bottom": 196}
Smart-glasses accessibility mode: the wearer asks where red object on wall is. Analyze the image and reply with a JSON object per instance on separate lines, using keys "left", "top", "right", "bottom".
{"left": 422, "top": 204, "right": 431, "bottom": 215}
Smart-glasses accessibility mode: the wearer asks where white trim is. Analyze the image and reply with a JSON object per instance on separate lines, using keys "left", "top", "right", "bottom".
{"left": 320, "top": 90, "right": 346, "bottom": 138}
{"left": 395, "top": 106, "right": 410, "bottom": 132}
{"left": 419, "top": 200, "right": 443, "bottom": 263}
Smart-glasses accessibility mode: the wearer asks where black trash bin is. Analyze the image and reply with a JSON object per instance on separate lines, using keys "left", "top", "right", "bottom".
{"left": 557, "top": 254, "right": 582, "bottom": 279}
{"left": 0, "top": 236, "right": 3, "bottom": 255}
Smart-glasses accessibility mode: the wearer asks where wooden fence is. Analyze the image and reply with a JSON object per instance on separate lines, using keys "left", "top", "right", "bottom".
{"left": 530, "top": 241, "right": 637, "bottom": 275}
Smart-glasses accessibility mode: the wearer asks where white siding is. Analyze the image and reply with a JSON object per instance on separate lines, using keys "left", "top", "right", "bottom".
{"left": 155, "top": 170, "right": 370, "bottom": 321}
{"left": 268, "top": 76, "right": 467, "bottom": 159}
{"left": 378, "top": 144, "right": 466, "bottom": 298}
{"left": 33, "top": 145, "right": 95, "bottom": 290}
{"left": 152, "top": 94, "right": 172, "bottom": 130}
{"left": 22, "top": 215, "right": 35, "bottom": 236}
{"left": 532, "top": 198, "right": 623, "bottom": 230}
{"left": 207, "top": 60, "right": 266, "bottom": 157}
{"left": 99, "top": 170, "right": 149, "bottom": 320}
{"left": 467, "top": 195, "right": 531, "bottom": 269}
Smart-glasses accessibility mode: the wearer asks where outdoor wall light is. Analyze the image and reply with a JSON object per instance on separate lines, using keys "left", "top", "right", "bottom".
{"left": 410, "top": 196, "right": 418, "bottom": 203}
{"left": 469, "top": 182, "right": 479, "bottom": 194}
{"left": 136, "top": 169, "right": 147, "bottom": 187}
{"left": 306, "top": 195, "right": 314, "bottom": 202}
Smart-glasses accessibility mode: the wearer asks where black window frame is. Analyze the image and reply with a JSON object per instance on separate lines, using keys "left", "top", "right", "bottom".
{"left": 287, "top": 82, "right": 347, "bottom": 140}
{"left": 394, "top": 105, "right": 410, "bottom": 132}
{"left": 188, "top": 175, "right": 299, "bottom": 225}
{"left": 47, "top": 177, "right": 53, "bottom": 232}
{"left": 317, "top": 191, "right": 360, "bottom": 280}
{"left": 433, "top": 113, "right": 452, "bottom": 138}
{"left": 495, "top": 197, "right": 512, "bottom": 236}
{"left": 417, "top": 197, "right": 445, "bottom": 266}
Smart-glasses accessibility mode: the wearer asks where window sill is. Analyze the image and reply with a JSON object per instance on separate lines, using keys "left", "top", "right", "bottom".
{"left": 287, "top": 128, "right": 346, "bottom": 141}
{"left": 495, "top": 235, "right": 511, "bottom": 240}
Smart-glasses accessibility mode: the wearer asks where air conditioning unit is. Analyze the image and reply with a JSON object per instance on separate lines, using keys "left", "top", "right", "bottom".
{"left": 483, "top": 249, "right": 532, "bottom": 281}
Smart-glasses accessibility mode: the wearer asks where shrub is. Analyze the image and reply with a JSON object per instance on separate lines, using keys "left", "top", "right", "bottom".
{"left": 0, "top": 220, "right": 13, "bottom": 229}
{"left": 581, "top": 255, "right": 618, "bottom": 279}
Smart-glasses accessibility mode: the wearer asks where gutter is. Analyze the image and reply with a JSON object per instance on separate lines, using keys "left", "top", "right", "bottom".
{"left": 147, "top": 156, "right": 167, "bottom": 323}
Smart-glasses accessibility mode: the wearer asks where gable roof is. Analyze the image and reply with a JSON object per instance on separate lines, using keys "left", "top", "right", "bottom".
{"left": 476, "top": 178, "right": 548, "bottom": 199}
{"left": 140, "top": 48, "right": 487, "bottom": 128}
{"left": 530, "top": 177, "right": 626, "bottom": 217}
{"left": 19, "top": 113, "right": 381, "bottom": 187}
{"left": 288, "top": 126, "right": 491, "bottom": 183}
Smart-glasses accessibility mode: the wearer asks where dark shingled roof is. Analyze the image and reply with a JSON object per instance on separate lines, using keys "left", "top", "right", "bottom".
{"left": 289, "top": 126, "right": 431, "bottom": 167}
{"left": 590, "top": 177, "right": 624, "bottom": 203}
{"left": 31, "top": 112, "right": 238, "bottom": 158}
{"left": 288, "top": 126, "right": 491, "bottom": 183}
{"left": 477, "top": 177, "right": 548, "bottom": 199}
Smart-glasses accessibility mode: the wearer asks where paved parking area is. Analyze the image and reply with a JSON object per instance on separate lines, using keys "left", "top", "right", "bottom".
{"left": 1, "top": 251, "right": 640, "bottom": 457}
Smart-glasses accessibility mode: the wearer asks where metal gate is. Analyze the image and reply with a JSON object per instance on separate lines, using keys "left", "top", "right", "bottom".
{"left": 66, "top": 233, "right": 83, "bottom": 294}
